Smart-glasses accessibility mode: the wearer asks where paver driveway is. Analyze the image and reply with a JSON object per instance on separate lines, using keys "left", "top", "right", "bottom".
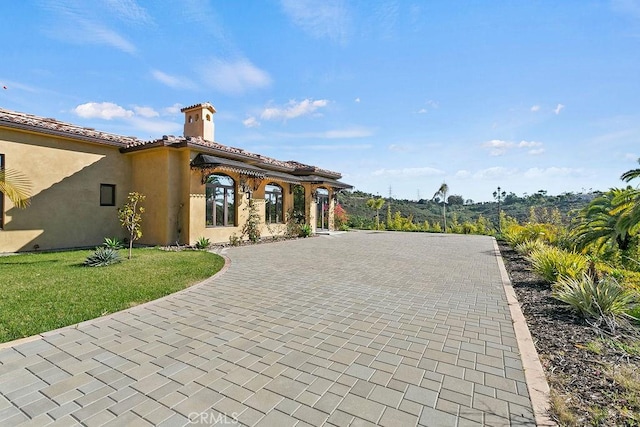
{"left": 0, "top": 231, "right": 539, "bottom": 426}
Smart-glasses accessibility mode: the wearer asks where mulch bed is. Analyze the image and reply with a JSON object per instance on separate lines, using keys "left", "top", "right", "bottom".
{"left": 497, "top": 241, "right": 640, "bottom": 426}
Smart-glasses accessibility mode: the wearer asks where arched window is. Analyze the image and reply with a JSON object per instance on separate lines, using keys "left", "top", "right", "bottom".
{"left": 265, "top": 183, "right": 284, "bottom": 224}
{"left": 206, "top": 174, "right": 235, "bottom": 227}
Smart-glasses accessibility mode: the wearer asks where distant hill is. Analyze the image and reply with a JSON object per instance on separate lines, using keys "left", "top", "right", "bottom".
{"left": 337, "top": 189, "right": 598, "bottom": 230}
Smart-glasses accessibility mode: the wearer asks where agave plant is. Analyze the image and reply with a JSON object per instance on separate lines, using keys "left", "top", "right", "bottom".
{"left": 84, "top": 247, "right": 122, "bottom": 267}
{"left": 195, "top": 236, "right": 211, "bottom": 250}
{"left": 103, "top": 237, "right": 123, "bottom": 249}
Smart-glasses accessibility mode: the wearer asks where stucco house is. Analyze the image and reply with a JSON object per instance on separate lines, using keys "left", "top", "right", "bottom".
{"left": 0, "top": 102, "right": 351, "bottom": 253}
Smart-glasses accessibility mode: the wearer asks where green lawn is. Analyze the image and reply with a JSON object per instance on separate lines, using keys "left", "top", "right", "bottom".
{"left": 0, "top": 248, "right": 224, "bottom": 343}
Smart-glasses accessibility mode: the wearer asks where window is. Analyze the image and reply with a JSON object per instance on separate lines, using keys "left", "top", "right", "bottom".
{"left": 206, "top": 174, "right": 235, "bottom": 226}
{"left": 265, "top": 183, "right": 283, "bottom": 224}
{"left": 0, "top": 154, "right": 4, "bottom": 229}
{"left": 100, "top": 184, "right": 116, "bottom": 206}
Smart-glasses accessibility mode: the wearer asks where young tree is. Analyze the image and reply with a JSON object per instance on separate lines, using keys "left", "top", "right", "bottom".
{"left": 0, "top": 167, "right": 31, "bottom": 208}
{"left": 493, "top": 186, "right": 506, "bottom": 231}
{"left": 432, "top": 182, "right": 449, "bottom": 232}
{"left": 118, "top": 192, "right": 145, "bottom": 259}
{"left": 366, "top": 197, "right": 385, "bottom": 230}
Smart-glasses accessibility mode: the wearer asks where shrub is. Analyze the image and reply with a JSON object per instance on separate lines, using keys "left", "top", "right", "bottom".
{"left": 552, "top": 274, "right": 638, "bottom": 329}
{"left": 527, "top": 246, "right": 588, "bottom": 283}
{"left": 515, "top": 239, "right": 548, "bottom": 256}
{"left": 242, "top": 199, "right": 261, "bottom": 243}
{"left": 299, "top": 224, "right": 312, "bottom": 238}
{"left": 84, "top": 247, "right": 122, "bottom": 267}
{"left": 195, "top": 237, "right": 210, "bottom": 250}
{"left": 503, "top": 222, "right": 560, "bottom": 246}
{"left": 229, "top": 233, "right": 241, "bottom": 247}
{"left": 334, "top": 203, "right": 349, "bottom": 230}
{"left": 103, "top": 237, "right": 123, "bottom": 249}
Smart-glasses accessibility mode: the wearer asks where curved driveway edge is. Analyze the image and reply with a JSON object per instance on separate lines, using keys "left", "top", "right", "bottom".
{"left": 0, "top": 231, "right": 547, "bottom": 426}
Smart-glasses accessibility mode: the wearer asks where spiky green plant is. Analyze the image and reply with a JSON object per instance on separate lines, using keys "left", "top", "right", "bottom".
{"left": 103, "top": 237, "right": 123, "bottom": 249}
{"left": 527, "top": 246, "right": 588, "bottom": 283}
{"left": 515, "top": 239, "right": 548, "bottom": 256}
{"left": 552, "top": 273, "right": 638, "bottom": 328}
{"left": 84, "top": 247, "right": 122, "bottom": 267}
{"left": 195, "top": 236, "right": 211, "bottom": 250}
{"left": 299, "top": 224, "right": 312, "bottom": 238}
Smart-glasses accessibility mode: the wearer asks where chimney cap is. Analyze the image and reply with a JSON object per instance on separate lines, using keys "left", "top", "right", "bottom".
{"left": 180, "top": 102, "right": 216, "bottom": 114}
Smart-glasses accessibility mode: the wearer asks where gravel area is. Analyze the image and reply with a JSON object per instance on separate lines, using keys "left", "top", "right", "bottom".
{"left": 498, "top": 241, "right": 640, "bottom": 426}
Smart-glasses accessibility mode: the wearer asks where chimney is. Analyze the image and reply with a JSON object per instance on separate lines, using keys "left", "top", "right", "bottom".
{"left": 181, "top": 102, "right": 216, "bottom": 141}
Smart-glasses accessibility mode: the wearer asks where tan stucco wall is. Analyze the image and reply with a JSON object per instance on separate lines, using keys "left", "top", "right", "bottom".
{"left": 0, "top": 128, "right": 130, "bottom": 252}
{"left": 188, "top": 167, "right": 245, "bottom": 245}
{"left": 187, "top": 168, "right": 298, "bottom": 245}
{"left": 0, "top": 125, "right": 339, "bottom": 252}
{"left": 128, "top": 148, "right": 191, "bottom": 246}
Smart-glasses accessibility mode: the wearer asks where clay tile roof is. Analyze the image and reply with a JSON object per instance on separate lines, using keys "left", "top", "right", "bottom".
{"left": 285, "top": 160, "right": 341, "bottom": 178}
{"left": 180, "top": 102, "right": 216, "bottom": 113}
{"left": 0, "top": 106, "right": 343, "bottom": 179}
{"left": 0, "top": 108, "right": 142, "bottom": 148}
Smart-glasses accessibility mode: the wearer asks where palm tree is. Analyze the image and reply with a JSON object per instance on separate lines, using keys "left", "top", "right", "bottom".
{"left": 620, "top": 157, "right": 640, "bottom": 183}
{"left": 366, "top": 197, "right": 385, "bottom": 230}
{"left": 572, "top": 188, "right": 635, "bottom": 254}
{"left": 616, "top": 158, "right": 640, "bottom": 236}
{"left": 432, "top": 182, "right": 449, "bottom": 232}
{"left": 0, "top": 167, "right": 31, "bottom": 208}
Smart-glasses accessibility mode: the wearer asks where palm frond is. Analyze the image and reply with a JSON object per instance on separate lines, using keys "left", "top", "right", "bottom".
{"left": 0, "top": 168, "right": 32, "bottom": 209}
{"left": 620, "top": 158, "right": 640, "bottom": 183}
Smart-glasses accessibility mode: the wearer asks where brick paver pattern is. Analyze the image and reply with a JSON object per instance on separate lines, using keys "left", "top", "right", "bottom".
{"left": 0, "top": 231, "right": 536, "bottom": 426}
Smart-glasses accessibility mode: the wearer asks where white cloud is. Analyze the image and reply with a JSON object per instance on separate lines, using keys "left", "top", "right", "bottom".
{"left": 524, "top": 167, "right": 584, "bottom": 179}
{"left": 518, "top": 140, "right": 542, "bottom": 148}
{"left": 243, "top": 116, "right": 260, "bottom": 128}
{"left": 163, "top": 103, "right": 183, "bottom": 115}
{"left": 483, "top": 139, "right": 545, "bottom": 156}
{"left": 280, "top": 0, "right": 350, "bottom": 43}
{"left": 554, "top": 103, "right": 565, "bottom": 115}
{"left": 128, "top": 116, "right": 181, "bottom": 135}
{"left": 200, "top": 58, "right": 271, "bottom": 95}
{"left": 75, "top": 19, "right": 137, "bottom": 53}
{"left": 625, "top": 153, "right": 639, "bottom": 161}
{"left": 72, "top": 101, "right": 181, "bottom": 136}
{"left": 530, "top": 105, "right": 541, "bottom": 112}
{"left": 133, "top": 106, "right": 159, "bottom": 118}
{"left": 102, "top": 0, "right": 153, "bottom": 25}
{"left": 417, "top": 108, "right": 428, "bottom": 114}
{"left": 41, "top": 2, "right": 137, "bottom": 54}
{"left": 151, "top": 70, "right": 195, "bottom": 90}
{"left": 73, "top": 102, "right": 134, "bottom": 120}
{"left": 261, "top": 99, "right": 329, "bottom": 121}
{"left": 473, "top": 167, "right": 518, "bottom": 180}
{"left": 354, "top": 97, "right": 361, "bottom": 103}
{"left": 372, "top": 167, "right": 445, "bottom": 178}
{"left": 455, "top": 170, "right": 472, "bottom": 178}
{"left": 482, "top": 139, "right": 513, "bottom": 156}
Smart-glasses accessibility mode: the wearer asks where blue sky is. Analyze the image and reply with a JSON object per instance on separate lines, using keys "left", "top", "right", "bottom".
{"left": 1, "top": 1, "right": 639, "bottom": 202}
